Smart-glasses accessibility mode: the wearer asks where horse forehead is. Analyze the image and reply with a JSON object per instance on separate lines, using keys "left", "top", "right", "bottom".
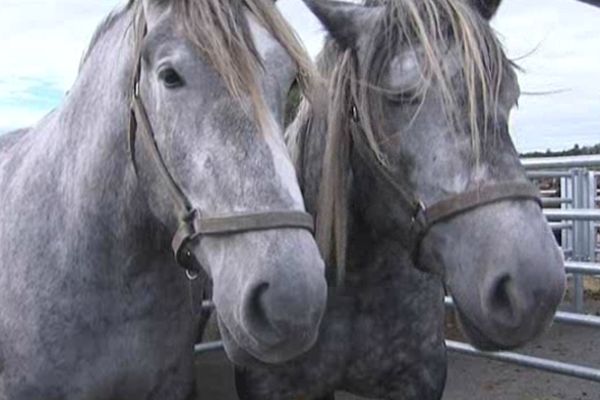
{"left": 388, "top": 49, "right": 422, "bottom": 88}
{"left": 388, "top": 46, "right": 462, "bottom": 89}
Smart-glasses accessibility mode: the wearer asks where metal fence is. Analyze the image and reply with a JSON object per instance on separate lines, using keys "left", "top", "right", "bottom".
{"left": 196, "top": 154, "right": 600, "bottom": 384}
{"left": 447, "top": 154, "right": 600, "bottom": 383}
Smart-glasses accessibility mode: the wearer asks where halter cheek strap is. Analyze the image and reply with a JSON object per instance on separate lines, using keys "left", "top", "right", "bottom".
{"left": 349, "top": 105, "right": 542, "bottom": 265}
{"left": 170, "top": 210, "right": 314, "bottom": 266}
{"left": 128, "top": 14, "right": 314, "bottom": 273}
{"left": 407, "top": 182, "right": 542, "bottom": 259}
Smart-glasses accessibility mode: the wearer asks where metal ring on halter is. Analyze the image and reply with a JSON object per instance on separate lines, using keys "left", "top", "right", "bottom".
{"left": 128, "top": 14, "right": 316, "bottom": 277}
{"left": 410, "top": 200, "right": 428, "bottom": 232}
{"left": 348, "top": 101, "right": 543, "bottom": 262}
{"left": 351, "top": 105, "right": 360, "bottom": 122}
{"left": 186, "top": 269, "right": 200, "bottom": 281}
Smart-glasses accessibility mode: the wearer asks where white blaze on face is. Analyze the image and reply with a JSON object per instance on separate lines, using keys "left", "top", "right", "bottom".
{"left": 247, "top": 13, "right": 306, "bottom": 210}
{"left": 264, "top": 117, "right": 306, "bottom": 209}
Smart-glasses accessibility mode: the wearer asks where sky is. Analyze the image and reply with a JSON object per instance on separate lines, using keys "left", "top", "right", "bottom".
{"left": 1, "top": 0, "right": 599, "bottom": 152}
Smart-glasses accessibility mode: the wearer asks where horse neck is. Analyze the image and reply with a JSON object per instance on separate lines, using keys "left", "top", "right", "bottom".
{"left": 291, "top": 45, "right": 335, "bottom": 216}
{"left": 292, "top": 100, "right": 328, "bottom": 217}
{"left": 60, "top": 9, "right": 135, "bottom": 165}
{"left": 346, "top": 182, "right": 414, "bottom": 286}
{"left": 301, "top": 116, "right": 414, "bottom": 289}
{"left": 297, "top": 45, "right": 415, "bottom": 289}
{"left": 32, "top": 8, "right": 157, "bottom": 247}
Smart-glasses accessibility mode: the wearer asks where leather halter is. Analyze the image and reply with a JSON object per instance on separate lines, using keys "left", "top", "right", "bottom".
{"left": 349, "top": 105, "right": 542, "bottom": 261}
{"left": 128, "top": 14, "right": 314, "bottom": 272}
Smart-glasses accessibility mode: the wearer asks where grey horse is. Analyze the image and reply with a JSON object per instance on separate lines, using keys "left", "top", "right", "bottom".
{"left": 0, "top": 0, "right": 329, "bottom": 398}
{"left": 235, "top": 0, "right": 566, "bottom": 399}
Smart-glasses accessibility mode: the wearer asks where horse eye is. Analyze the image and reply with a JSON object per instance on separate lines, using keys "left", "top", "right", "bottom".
{"left": 178, "top": 248, "right": 194, "bottom": 269}
{"left": 158, "top": 67, "right": 184, "bottom": 88}
{"left": 387, "top": 90, "right": 421, "bottom": 106}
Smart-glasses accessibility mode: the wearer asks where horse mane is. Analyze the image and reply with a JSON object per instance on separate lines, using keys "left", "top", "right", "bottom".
{"left": 290, "top": 0, "right": 514, "bottom": 275}
{"left": 81, "top": 0, "right": 316, "bottom": 132}
{"left": 78, "top": 5, "right": 130, "bottom": 71}
{"left": 170, "top": 0, "right": 316, "bottom": 130}
{"left": 354, "top": 0, "right": 512, "bottom": 163}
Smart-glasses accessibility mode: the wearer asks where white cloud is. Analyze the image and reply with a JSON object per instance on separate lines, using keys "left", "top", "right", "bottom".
{"left": 278, "top": 0, "right": 600, "bottom": 152}
{"left": 0, "top": 0, "right": 119, "bottom": 133}
{"left": 278, "top": 0, "right": 325, "bottom": 58}
{"left": 1, "top": 0, "right": 599, "bottom": 153}
{"left": 0, "top": 107, "right": 51, "bottom": 133}
{"left": 0, "top": 0, "right": 120, "bottom": 90}
{"left": 492, "top": 0, "right": 600, "bottom": 152}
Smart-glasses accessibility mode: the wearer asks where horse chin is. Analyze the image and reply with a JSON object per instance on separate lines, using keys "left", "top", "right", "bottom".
{"left": 217, "top": 314, "right": 318, "bottom": 367}
{"left": 452, "top": 297, "right": 539, "bottom": 351}
{"left": 454, "top": 311, "right": 522, "bottom": 351}
{"left": 219, "top": 328, "right": 264, "bottom": 368}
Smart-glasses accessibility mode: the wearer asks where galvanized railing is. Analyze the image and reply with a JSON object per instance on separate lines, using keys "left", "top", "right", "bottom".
{"left": 447, "top": 154, "right": 600, "bottom": 383}
{"left": 527, "top": 155, "right": 600, "bottom": 312}
{"left": 195, "top": 154, "right": 600, "bottom": 384}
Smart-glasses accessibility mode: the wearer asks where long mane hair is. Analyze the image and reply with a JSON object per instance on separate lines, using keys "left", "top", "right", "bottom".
{"left": 288, "top": 0, "right": 514, "bottom": 278}
{"left": 81, "top": 0, "right": 316, "bottom": 132}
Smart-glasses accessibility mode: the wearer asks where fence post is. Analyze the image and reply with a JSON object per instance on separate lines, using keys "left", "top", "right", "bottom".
{"left": 589, "top": 171, "right": 598, "bottom": 264}
{"left": 571, "top": 168, "right": 592, "bottom": 313}
{"left": 561, "top": 173, "right": 574, "bottom": 256}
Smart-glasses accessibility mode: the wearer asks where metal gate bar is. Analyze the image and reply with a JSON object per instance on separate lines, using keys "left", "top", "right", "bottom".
{"left": 444, "top": 297, "right": 600, "bottom": 328}
{"left": 544, "top": 209, "right": 600, "bottom": 221}
{"left": 194, "top": 339, "right": 600, "bottom": 384}
{"left": 564, "top": 261, "right": 600, "bottom": 275}
{"left": 446, "top": 340, "right": 600, "bottom": 383}
{"left": 195, "top": 155, "right": 600, "bottom": 387}
{"left": 521, "top": 155, "right": 600, "bottom": 169}
{"left": 195, "top": 341, "right": 224, "bottom": 354}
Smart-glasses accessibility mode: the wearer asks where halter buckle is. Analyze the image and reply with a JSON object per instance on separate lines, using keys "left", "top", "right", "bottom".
{"left": 350, "top": 105, "right": 360, "bottom": 123}
{"left": 186, "top": 268, "right": 200, "bottom": 281}
{"left": 172, "top": 211, "right": 199, "bottom": 270}
{"left": 411, "top": 200, "right": 428, "bottom": 232}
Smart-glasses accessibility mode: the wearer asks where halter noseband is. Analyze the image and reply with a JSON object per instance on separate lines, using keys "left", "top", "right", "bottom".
{"left": 128, "top": 14, "right": 314, "bottom": 273}
{"left": 349, "top": 104, "right": 542, "bottom": 262}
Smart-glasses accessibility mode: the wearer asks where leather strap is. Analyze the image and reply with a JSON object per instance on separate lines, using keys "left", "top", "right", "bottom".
{"left": 348, "top": 105, "right": 542, "bottom": 262}
{"left": 408, "top": 182, "right": 541, "bottom": 262}
{"left": 422, "top": 181, "right": 541, "bottom": 228}
{"left": 171, "top": 210, "right": 314, "bottom": 265}
{"left": 128, "top": 11, "right": 147, "bottom": 170}
{"left": 131, "top": 95, "right": 193, "bottom": 219}
{"left": 350, "top": 122, "right": 424, "bottom": 222}
{"left": 128, "top": 13, "right": 315, "bottom": 273}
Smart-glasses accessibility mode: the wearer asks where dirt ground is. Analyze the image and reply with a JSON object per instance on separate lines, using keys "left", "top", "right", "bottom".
{"left": 441, "top": 324, "right": 600, "bottom": 400}
{"left": 195, "top": 277, "right": 600, "bottom": 400}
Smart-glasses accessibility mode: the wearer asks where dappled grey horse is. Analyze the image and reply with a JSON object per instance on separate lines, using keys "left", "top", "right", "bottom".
{"left": 0, "top": 0, "right": 329, "bottom": 398}
{"left": 236, "top": 0, "right": 566, "bottom": 399}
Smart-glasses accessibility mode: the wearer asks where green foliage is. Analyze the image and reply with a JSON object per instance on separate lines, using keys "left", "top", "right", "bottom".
{"left": 521, "top": 143, "right": 600, "bottom": 158}
{"left": 284, "top": 81, "right": 301, "bottom": 128}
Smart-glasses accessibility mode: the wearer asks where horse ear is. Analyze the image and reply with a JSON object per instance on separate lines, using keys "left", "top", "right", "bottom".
{"left": 302, "top": 0, "right": 377, "bottom": 49}
{"left": 575, "top": 0, "right": 600, "bottom": 6}
{"left": 470, "top": 0, "right": 502, "bottom": 20}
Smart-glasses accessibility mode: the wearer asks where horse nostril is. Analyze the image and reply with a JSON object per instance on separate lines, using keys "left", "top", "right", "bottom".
{"left": 248, "top": 282, "right": 269, "bottom": 318}
{"left": 491, "top": 275, "right": 511, "bottom": 309}
{"left": 242, "top": 282, "right": 282, "bottom": 345}
{"left": 486, "top": 274, "right": 520, "bottom": 327}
